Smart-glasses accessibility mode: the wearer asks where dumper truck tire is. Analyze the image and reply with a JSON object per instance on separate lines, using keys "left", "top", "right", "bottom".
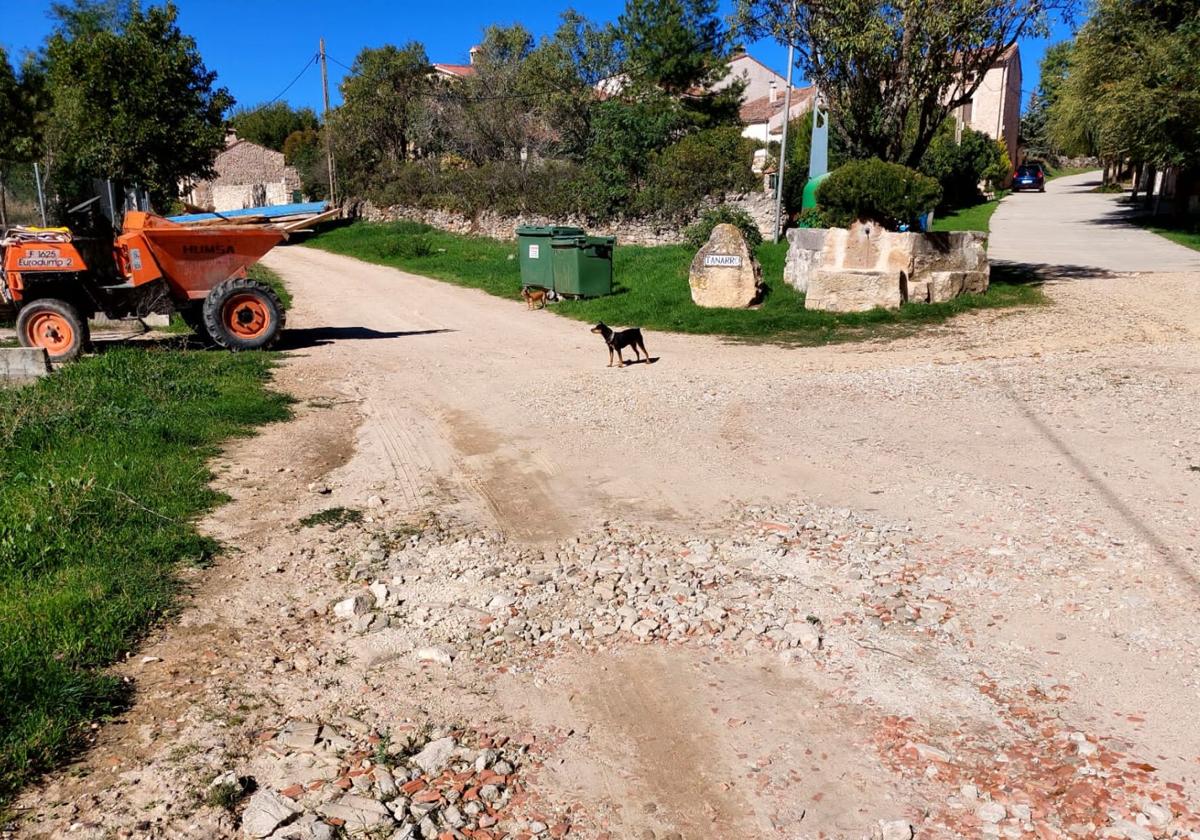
{"left": 16, "top": 298, "right": 89, "bottom": 363}
{"left": 202, "top": 278, "right": 285, "bottom": 351}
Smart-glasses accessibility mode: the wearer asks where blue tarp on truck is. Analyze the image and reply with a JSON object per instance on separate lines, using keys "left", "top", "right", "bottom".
{"left": 167, "top": 201, "right": 329, "bottom": 224}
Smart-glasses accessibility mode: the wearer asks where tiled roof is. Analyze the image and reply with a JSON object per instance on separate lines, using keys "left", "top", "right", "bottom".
{"left": 739, "top": 86, "right": 814, "bottom": 125}
{"left": 433, "top": 63, "right": 476, "bottom": 78}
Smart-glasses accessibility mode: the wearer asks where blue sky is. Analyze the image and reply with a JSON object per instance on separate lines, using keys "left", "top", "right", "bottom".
{"left": 1, "top": 1, "right": 1076, "bottom": 113}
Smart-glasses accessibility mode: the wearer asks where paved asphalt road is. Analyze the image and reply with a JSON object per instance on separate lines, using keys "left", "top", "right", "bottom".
{"left": 989, "top": 170, "right": 1200, "bottom": 274}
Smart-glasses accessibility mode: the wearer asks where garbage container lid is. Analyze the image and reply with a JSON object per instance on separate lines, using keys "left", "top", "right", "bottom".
{"left": 516, "top": 225, "right": 585, "bottom": 237}
{"left": 550, "top": 234, "right": 588, "bottom": 246}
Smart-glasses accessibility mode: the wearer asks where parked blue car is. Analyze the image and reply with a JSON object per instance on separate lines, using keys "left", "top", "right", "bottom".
{"left": 1012, "top": 163, "right": 1046, "bottom": 192}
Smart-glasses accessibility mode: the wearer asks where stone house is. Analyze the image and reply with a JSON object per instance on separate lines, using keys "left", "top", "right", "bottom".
{"left": 716, "top": 51, "right": 814, "bottom": 143}
{"left": 183, "top": 132, "right": 303, "bottom": 212}
{"left": 598, "top": 50, "right": 814, "bottom": 143}
{"left": 950, "top": 44, "right": 1022, "bottom": 167}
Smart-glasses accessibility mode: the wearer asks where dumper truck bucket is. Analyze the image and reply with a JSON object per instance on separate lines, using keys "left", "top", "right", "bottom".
{"left": 121, "top": 212, "right": 285, "bottom": 299}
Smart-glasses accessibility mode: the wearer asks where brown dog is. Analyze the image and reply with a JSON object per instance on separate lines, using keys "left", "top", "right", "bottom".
{"left": 522, "top": 286, "right": 548, "bottom": 310}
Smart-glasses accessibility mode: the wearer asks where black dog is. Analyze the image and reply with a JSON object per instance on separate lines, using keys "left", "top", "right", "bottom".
{"left": 591, "top": 322, "right": 652, "bottom": 367}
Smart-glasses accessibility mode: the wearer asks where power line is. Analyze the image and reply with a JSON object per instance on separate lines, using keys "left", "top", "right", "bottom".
{"left": 261, "top": 53, "right": 319, "bottom": 107}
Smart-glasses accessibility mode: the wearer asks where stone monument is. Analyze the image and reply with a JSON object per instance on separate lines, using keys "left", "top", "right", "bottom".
{"left": 784, "top": 222, "right": 990, "bottom": 312}
{"left": 688, "top": 223, "right": 762, "bottom": 308}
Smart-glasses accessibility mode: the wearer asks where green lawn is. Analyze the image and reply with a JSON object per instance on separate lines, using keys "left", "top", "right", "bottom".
{"left": 931, "top": 195, "right": 1006, "bottom": 233}
{"left": 0, "top": 347, "right": 290, "bottom": 803}
{"left": 307, "top": 221, "right": 1044, "bottom": 345}
{"left": 1046, "top": 164, "right": 1100, "bottom": 181}
{"left": 1133, "top": 216, "right": 1200, "bottom": 252}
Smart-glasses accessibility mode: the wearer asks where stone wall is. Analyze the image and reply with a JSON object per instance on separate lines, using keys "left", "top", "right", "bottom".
{"left": 187, "top": 140, "right": 303, "bottom": 211}
{"left": 356, "top": 191, "right": 779, "bottom": 247}
{"left": 785, "top": 223, "right": 989, "bottom": 312}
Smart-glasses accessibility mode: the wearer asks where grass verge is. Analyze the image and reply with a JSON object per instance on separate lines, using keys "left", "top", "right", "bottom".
{"left": 931, "top": 194, "right": 1007, "bottom": 233}
{"left": 1046, "top": 165, "right": 1099, "bottom": 181}
{"left": 1131, "top": 216, "right": 1200, "bottom": 252}
{"left": 252, "top": 262, "right": 292, "bottom": 310}
{"left": 0, "top": 346, "right": 290, "bottom": 803}
{"left": 306, "top": 222, "right": 1044, "bottom": 345}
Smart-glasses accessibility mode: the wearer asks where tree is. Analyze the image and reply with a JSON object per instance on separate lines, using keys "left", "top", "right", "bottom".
{"left": 618, "top": 0, "right": 742, "bottom": 125}
{"left": 920, "top": 122, "right": 1009, "bottom": 207}
{"left": 451, "top": 25, "right": 544, "bottom": 164}
{"left": 639, "top": 125, "right": 757, "bottom": 217}
{"left": 283, "top": 128, "right": 327, "bottom": 200}
{"left": 1049, "top": 0, "right": 1200, "bottom": 175}
{"left": 1021, "top": 41, "right": 1073, "bottom": 159}
{"left": 0, "top": 49, "right": 45, "bottom": 227}
{"left": 229, "top": 102, "right": 319, "bottom": 152}
{"left": 520, "top": 11, "right": 622, "bottom": 159}
{"left": 330, "top": 42, "right": 433, "bottom": 189}
{"left": 41, "top": 1, "right": 232, "bottom": 208}
{"left": 737, "top": 0, "right": 1072, "bottom": 168}
{"left": 582, "top": 97, "right": 691, "bottom": 212}
{"left": 48, "top": 0, "right": 135, "bottom": 36}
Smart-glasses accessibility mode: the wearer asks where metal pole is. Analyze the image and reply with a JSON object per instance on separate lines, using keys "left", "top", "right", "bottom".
{"left": 319, "top": 38, "right": 337, "bottom": 205}
{"left": 33, "top": 162, "right": 47, "bottom": 226}
{"left": 773, "top": 40, "right": 796, "bottom": 243}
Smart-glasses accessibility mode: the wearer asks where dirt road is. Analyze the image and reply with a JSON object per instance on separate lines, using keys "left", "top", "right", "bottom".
{"left": 12, "top": 247, "right": 1200, "bottom": 840}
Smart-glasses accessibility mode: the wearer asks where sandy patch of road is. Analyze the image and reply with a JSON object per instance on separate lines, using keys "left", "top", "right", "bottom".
{"left": 10, "top": 247, "right": 1200, "bottom": 839}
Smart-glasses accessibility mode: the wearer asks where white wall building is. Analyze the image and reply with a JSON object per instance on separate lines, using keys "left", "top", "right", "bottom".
{"left": 951, "top": 44, "right": 1022, "bottom": 166}
{"left": 716, "top": 51, "right": 814, "bottom": 142}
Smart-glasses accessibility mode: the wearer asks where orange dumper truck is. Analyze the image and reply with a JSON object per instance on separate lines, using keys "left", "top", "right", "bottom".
{"left": 1, "top": 205, "right": 286, "bottom": 362}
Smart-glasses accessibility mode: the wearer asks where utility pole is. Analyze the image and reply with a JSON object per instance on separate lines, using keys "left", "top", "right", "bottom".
{"left": 319, "top": 38, "right": 338, "bottom": 205}
{"left": 773, "top": 39, "right": 795, "bottom": 243}
{"left": 33, "top": 162, "right": 47, "bottom": 226}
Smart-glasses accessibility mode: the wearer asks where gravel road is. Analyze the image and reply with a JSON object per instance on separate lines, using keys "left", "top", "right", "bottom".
{"left": 10, "top": 246, "right": 1200, "bottom": 840}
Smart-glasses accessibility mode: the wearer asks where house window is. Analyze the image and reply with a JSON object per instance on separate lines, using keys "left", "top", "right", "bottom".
{"left": 961, "top": 99, "right": 974, "bottom": 125}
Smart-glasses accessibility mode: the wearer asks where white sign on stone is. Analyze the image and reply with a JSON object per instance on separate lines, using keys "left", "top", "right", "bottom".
{"left": 688, "top": 223, "right": 762, "bottom": 309}
{"left": 703, "top": 254, "right": 742, "bottom": 267}
{"left": 528, "top": 244, "right": 540, "bottom": 259}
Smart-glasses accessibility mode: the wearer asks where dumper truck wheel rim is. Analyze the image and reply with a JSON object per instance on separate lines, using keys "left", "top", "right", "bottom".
{"left": 24, "top": 311, "right": 76, "bottom": 356}
{"left": 222, "top": 294, "right": 271, "bottom": 339}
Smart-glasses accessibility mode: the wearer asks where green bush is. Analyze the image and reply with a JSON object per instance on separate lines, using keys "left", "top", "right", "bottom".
{"left": 920, "top": 126, "right": 1009, "bottom": 209}
{"left": 816, "top": 159, "right": 942, "bottom": 230}
{"left": 780, "top": 111, "right": 850, "bottom": 215}
{"left": 362, "top": 118, "right": 756, "bottom": 224}
{"left": 795, "top": 206, "right": 829, "bottom": 228}
{"left": 638, "top": 126, "right": 758, "bottom": 219}
{"left": 368, "top": 160, "right": 597, "bottom": 220}
{"left": 684, "top": 206, "right": 764, "bottom": 251}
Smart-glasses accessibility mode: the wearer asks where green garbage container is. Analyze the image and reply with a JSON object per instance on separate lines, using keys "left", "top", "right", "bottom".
{"left": 551, "top": 234, "right": 615, "bottom": 298}
{"left": 516, "top": 225, "right": 584, "bottom": 289}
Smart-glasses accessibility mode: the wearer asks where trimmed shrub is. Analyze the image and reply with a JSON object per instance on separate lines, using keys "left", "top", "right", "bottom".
{"left": 920, "top": 126, "right": 1009, "bottom": 209}
{"left": 816, "top": 159, "right": 942, "bottom": 230}
{"left": 684, "top": 206, "right": 764, "bottom": 251}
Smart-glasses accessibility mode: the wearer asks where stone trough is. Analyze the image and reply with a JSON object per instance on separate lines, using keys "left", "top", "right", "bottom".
{"left": 785, "top": 222, "right": 989, "bottom": 312}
